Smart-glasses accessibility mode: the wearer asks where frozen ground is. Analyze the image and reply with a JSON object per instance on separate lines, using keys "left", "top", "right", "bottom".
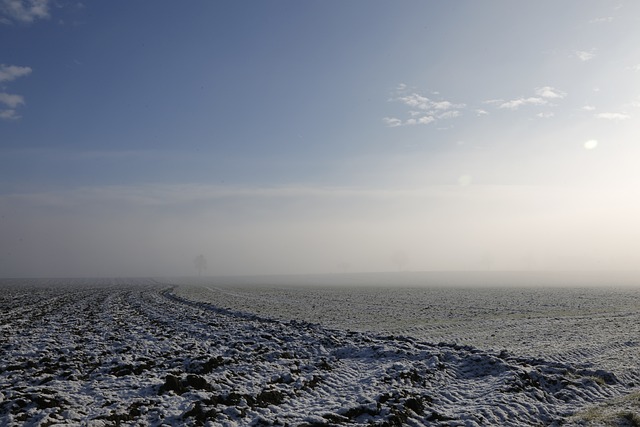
{"left": 174, "top": 282, "right": 640, "bottom": 383}
{"left": 1, "top": 277, "right": 639, "bottom": 426}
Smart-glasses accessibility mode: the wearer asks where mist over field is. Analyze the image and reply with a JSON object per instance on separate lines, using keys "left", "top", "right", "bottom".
{"left": 3, "top": 182, "right": 640, "bottom": 278}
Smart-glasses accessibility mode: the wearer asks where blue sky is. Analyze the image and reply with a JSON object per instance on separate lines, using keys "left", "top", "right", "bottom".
{"left": 2, "top": 1, "right": 640, "bottom": 277}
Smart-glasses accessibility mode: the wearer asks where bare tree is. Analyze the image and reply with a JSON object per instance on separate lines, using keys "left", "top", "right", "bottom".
{"left": 194, "top": 254, "right": 207, "bottom": 276}
{"left": 391, "top": 250, "right": 408, "bottom": 272}
{"left": 337, "top": 261, "right": 351, "bottom": 274}
{"left": 481, "top": 251, "right": 493, "bottom": 271}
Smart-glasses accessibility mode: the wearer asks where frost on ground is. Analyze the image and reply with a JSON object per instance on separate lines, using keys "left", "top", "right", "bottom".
{"left": 0, "top": 279, "right": 637, "bottom": 426}
{"left": 175, "top": 284, "right": 640, "bottom": 384}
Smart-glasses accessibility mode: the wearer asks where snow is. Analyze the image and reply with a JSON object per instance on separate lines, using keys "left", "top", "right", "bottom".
{"left": 1, "top": 279, "right": 638, "bottom": 426}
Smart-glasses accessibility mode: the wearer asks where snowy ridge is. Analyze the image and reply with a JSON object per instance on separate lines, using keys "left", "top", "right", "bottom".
{"left": 0, "top": 281, "right": 633, "bottom": 426}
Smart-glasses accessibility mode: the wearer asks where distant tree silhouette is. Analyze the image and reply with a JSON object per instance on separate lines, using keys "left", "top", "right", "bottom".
{"left": 391, "top": 250, "right": 408, "bottom": 271}
{"left": 337, "top": 261, "right": 351, "bottom": 274}
{"left": 481, "top": 251, "right": 494, "bottom": 271}
{"left": 194, "top": 254, "right": 207, "bottom": 276}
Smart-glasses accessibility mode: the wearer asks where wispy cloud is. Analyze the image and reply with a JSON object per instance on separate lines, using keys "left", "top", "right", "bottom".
{"left": 3, "top": 183, "right": 488, "bottom": 210}
{"left": 0, "top": 91, "right": 27, "bottom": 120}
{"left": 383, "top": 117, "right": 402, "bottom": 127}
{"left": 0, "top": 92, "right": 25, "bottom": 108}
{"left": 0, "top": 0, "right": 49, "bottom": 23}
{"left": 582, "top": 105, "right": 596, "bottom": 111}
{"left": 535, "top": 86, "right": 566, "bottom": 99}
{"left": 487, "top": 86, "right": 566, "bottom": 112}
{"left": 574, "top": 50, "right": 596, "bottom": 62}
{"left": 0, "top": 64, "right": 32, "bottom": 82}
{"left": 396, "top": 93, "right": 465, "bottom": 111}
{"left": 499, "top": 97, "right": 547, "bottom": 110}
{"left": 596, "top": 112, "right": 630, "bottom": 120}
{"left": 437, "top": 110, "right": 460, "bottom": 120}
{"left": 588, "top": 16, "right": 613, "bottom": 24}
{"left": 0, "top": 109, "right": 20, "bottom": 120}
{"left": 0, "top": 63, "right": 32, "bottom": 120}
{"left": 385, "top": 85, "right": 465, "bottom": 127}
{"left": 536, "top": 112, "right": 554, "bottom": 118}
{"left": 404, "top": 116, "right": 435, "bottom": 126}
{"left": 475, "top": 109, "right": 489, "bottom": 116}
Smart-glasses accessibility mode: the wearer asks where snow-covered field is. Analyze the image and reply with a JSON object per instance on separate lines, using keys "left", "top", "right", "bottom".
{"left": 1, "top": 277, "right": 639, "bottom": 426}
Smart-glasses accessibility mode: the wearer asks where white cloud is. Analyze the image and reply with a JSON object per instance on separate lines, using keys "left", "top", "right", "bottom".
{"left": 437, "top": 110, "right": 460, "bottom": 120}
{"left": 596, "top": 112, "right": 630, "bottom": 120}
{"left": 536, "top": 112, "right": 554, "bottom": 118}
{"left": 487, "top": 87, "right": 565, "bottom": 113}
{"left": 1, "top": 0, "right": 49, "bottom": 23}
{"left": 0, "top": 92, "right": 25, "bottom": 108}
{"left": 0, "top": 108, "right": 20, "bottom": 120}
{"left": 588, "top": 16, "right": 613, "bottom": 24}
{"left": 499, "top": 97, "right": 547, "bottom": 110}
{"left": 0, "top": 64, "right": 32, "bottom": 82}
{"left": 575, "top": 50, "right": 596, "bottom": 61}
{"left": 475, "top": 109, "right": 489, "bottom": 116}
{"left": 383, "top": 117, "right": 402, "bottom": 127}
{"left": 582, "top": 105, "right": 596, "bottom": 111}
{"left": 392, "top": 115, "right": 438, "bottom": 127}
{"left": 0, "top": 64, "right": 31, "bottom": 119}
{"left": 397, "top": 93, "right": 465, "bottom": 111}
{"left": 398, "top": 93, "right": 430, "bottom": 109}
{"left": 535, "top": 86, "right": 566, "bottom": 99}
{"left": 386, "top": 86, "right": 465, "bottom": 127}
{"left": 630, "top": 64, "right": 640, "bottom": 72}
{"left": 431, "top": 100, "right": 456, "bottom": 110}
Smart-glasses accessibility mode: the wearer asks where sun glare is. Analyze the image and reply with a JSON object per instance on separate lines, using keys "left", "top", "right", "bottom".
{"left": 584, "top": 139, "right": 598, "bottom": 150}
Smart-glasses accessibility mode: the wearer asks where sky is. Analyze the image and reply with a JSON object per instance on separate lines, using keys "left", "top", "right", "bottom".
{"left": 1, "top": 0, "right": 640, "bottom": 277}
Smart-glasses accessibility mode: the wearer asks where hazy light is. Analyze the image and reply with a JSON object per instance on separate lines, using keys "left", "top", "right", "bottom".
{"left": 584, "top": 139, "right": 598, "bottom": 150}
{"left": 458, "top": 175, "right": 473, "bottom": 186}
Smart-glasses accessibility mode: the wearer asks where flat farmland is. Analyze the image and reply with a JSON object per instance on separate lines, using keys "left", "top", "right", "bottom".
{"left": 176, "top": 284, "right": 640, "bottom": 380}
{"left": 1, "top": 278, "right": 640, "bottom": 426}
